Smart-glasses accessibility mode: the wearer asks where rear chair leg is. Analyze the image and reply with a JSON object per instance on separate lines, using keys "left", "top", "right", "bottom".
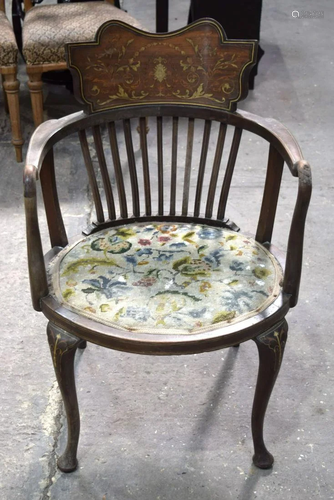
{"left": 2, "top": 68, "right": 24, "bottom": 162}
{"left": 1, "top": 74, "right": 9, "bottom": 113}
{"left": 252, "top": 319, "right": 288, "bottom": 468}
{"left": 47, "top": 322, "right": 83, "bottom": 472}
{"left": 27, "top": 68, "right": 44, "bottom": 127}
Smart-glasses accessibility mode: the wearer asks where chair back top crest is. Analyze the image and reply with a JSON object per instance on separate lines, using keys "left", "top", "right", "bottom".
{"left": 66, "top": 18, "right": 258, "bottom": 114}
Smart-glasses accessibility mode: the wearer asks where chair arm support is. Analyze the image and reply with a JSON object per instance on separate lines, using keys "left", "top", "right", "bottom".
{"left": 283, "top": 160, "right": 312, "bottom": 306}
{"left": 237, "top": 110, "right": 304, "bottom": 175}
{"left": 24, "top": 164, "right": 49, "bottom": 311}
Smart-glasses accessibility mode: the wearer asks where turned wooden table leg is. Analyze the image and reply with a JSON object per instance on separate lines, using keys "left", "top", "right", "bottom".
{"left": 27, "top": 68, "right": 44, "bottom": 127}
{"left": 47, "top": 322, "right": 83, "bottom": 472}
{"left": 251, "top": 319, "right": 288, "bottom": 469}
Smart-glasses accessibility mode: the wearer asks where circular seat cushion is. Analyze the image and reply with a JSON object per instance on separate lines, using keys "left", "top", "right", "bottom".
{"left": 48, "top": 222, "right": 283, "bottom": 334}
{"left": 0, "top": 11, "right": 18, "bottom": 67}
{"left": 22, "top": 2, "right": 145, "bottom": 65}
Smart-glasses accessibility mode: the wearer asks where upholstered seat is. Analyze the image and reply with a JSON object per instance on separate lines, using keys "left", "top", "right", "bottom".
{"left": 23, "top": 3, "right": 144, "bottom": 65}
{"left": 49, "top": 222, "right": 282, "bottom": 334}
{"left": 0, "top": 11, "right": 18, "bottom": 66}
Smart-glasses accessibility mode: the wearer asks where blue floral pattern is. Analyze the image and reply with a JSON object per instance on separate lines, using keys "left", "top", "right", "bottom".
{"left": 49, "top": 223, "right": 282, "bottom": 334}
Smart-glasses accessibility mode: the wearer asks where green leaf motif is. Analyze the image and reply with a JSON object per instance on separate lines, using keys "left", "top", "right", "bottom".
{"left": 197, "top": 244, "right": 209, "bottom": 254}
{"left": 252, "top": 267, "right": 272, "bottom": 279}
{"left": 115, "top": 228, "right": 137, "bottom": 239}
{"left": 228, "top": 280, "right": 239, "bottom": 286}
{"left": 154, "top": 290, "right": 201, "bottom": 302}
{"left": 62, "top": 257, "right": 119, "bottom": 276}
{"left": 172, "top": 256, "right": 191, "bottom": 271}
{"left": 212, "top": 310, "right": 236, "bottom": 324}
{"left": 63, "top": 288, "right": 75, "bottom": 300}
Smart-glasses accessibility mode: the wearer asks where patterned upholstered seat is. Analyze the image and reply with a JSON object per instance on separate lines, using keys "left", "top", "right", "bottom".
{"left": 49, "top": 223, "right": 282, "bottom": 334}
{"left": 0, "top": 11, "right": 18, "bottom": 66}
{"left": 22, "top": 3, "right": 144, "bottom": 65}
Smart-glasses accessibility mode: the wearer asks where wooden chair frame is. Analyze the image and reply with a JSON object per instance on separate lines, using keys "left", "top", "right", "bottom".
{"left": 0, "top": 0, "right": 23, "bottom": 161}
{"left": 24, "top": 20, "right": 312, "bottom": 473}
{"left": 21, "top": 0, "right": 134, "bottom": 127}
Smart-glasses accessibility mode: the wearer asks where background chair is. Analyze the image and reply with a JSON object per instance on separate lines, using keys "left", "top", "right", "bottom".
{"left": 24, "top": 20, "right": 311, "bottom": 472}
{"left": 0, "top": 0, "right": 23, "bottom": 161}
{"left": 21, "top": 0, "right": 144, "bottom": 127}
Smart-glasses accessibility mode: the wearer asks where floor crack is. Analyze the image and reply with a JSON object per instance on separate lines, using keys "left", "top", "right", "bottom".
{"left": 40, "top": 382, "right": 64, "bottom": 500}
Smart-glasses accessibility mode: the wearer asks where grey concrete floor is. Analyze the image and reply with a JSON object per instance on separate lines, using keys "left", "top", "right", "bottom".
{"left": 1, "top": 0, "right": 334, "bottom": 499}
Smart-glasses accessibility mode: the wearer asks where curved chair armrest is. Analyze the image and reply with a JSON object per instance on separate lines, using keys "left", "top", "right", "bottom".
{"left": 24, "top": 164, "right": 48, "bottom": 310}
{"left": 283, "top": 160, "right": 312, "bottom": 306}
{"left": 26, "top": 111, "right": 86, "bottom": 171}
{"left": 237, "top": 109, "right": 304, "bottom": 175}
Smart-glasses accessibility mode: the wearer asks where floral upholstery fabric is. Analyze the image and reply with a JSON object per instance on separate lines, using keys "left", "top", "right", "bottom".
{"left": 49, "top": 223, "right": 282, "bottom": 335}
{"left": 22, "top": 3, "right": 144, "bottom": 65}
{"left": 0, "top": 11, "right": 18, "bottom": 67}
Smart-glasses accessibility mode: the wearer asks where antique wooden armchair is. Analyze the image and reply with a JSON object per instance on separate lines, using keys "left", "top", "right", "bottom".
{"left": 24, "top": 20, "right": 311, "bottom": 472}
{"left": 0, "top": 0, "right": 23, "bottom": 161}
{"left": 21, "top": 0, "right": 143, "bottom": 127}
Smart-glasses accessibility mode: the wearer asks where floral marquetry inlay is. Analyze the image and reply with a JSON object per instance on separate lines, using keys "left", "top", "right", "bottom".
{"left": 66, "top": 19, "right": 258, "bottom": 113}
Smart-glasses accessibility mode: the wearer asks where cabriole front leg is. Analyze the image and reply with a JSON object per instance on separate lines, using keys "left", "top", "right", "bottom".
{"left": 252, "top": 319, "right": 288, "bottom": 469}
{"left": 47, "top": 322, "right": 83, "bottom": 472}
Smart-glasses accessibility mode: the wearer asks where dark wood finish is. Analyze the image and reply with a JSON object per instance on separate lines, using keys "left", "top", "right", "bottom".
{"left": 40, "top": 149, "right": 68, "bottom": 248}
{"left": 194, "top": 119, "right": 211, "bottom": 217}
{"left": 123, "top": 118, "right": 140, "bottom": 216}
{"left": 47, "top": 322, "right": 82, "bottom": 472}
{"left": 67, "top": 19, "right": 258, "bottom": 113}
{"left": 24, "top": 164, "right": 49, "bottom": 311}
{"left": 79, "top": 129, "right": 105, "bottom": 223}
{"left": 107, "top": 121, "right": 128, "bottom": 219}
{"left": 182, "top": 117, "right": 195, "bottom": 216}
{"left": 139, "top": 117, "right": 152, "bottom": 216}
{"left": 256, "top": 145, "right": 284, "bottom": 243}
{"left": 24, "top": 20, "right": 312, "bottom": 473}
{"left": 284, "top": 160, "right": 312, "bottom": 306}
{"left": 252, "top": 319, "right": 288, "bottom": 468}
{"left": 92, "top": 125, "right": 116, "bottom": 220}
{"left": 205, "top": 122, "right": 227, "bottom": 218}
{"left": 217, "top": 127, "right": 242, "bottom": 220}
{"left": 170, "top": 116, "right": 178, "bottom": 216}
{"left": 157, "top": 116, "right": 164, "bottom": 215}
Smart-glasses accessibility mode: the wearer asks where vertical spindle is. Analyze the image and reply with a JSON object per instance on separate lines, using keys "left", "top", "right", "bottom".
{"left": 79, "top": 129, "right": 104, "bottom": 223}
{"left": 170, "top": 116, "right": 178, "bottom": 216}
{"left": 92, "top": 125, "right": 116, "bottom": 220}
{"left": 107, "top": 121, "right": 128, "bottom": 219}
{"left": 205, "top": 122, "right": 227, "bottom": 218}
{"left": 123, "top": 119, "right": 140, "bottom": 217}
{"left": 217, "top": 127, "right": 242, "bottom": 220}
{"left": 194, "top": 119, "right": 211, "bottom": 217}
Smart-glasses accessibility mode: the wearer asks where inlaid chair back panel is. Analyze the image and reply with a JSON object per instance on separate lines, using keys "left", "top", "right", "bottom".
{"left": 66, "top": 19, "right": 258, "bottom": 114}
